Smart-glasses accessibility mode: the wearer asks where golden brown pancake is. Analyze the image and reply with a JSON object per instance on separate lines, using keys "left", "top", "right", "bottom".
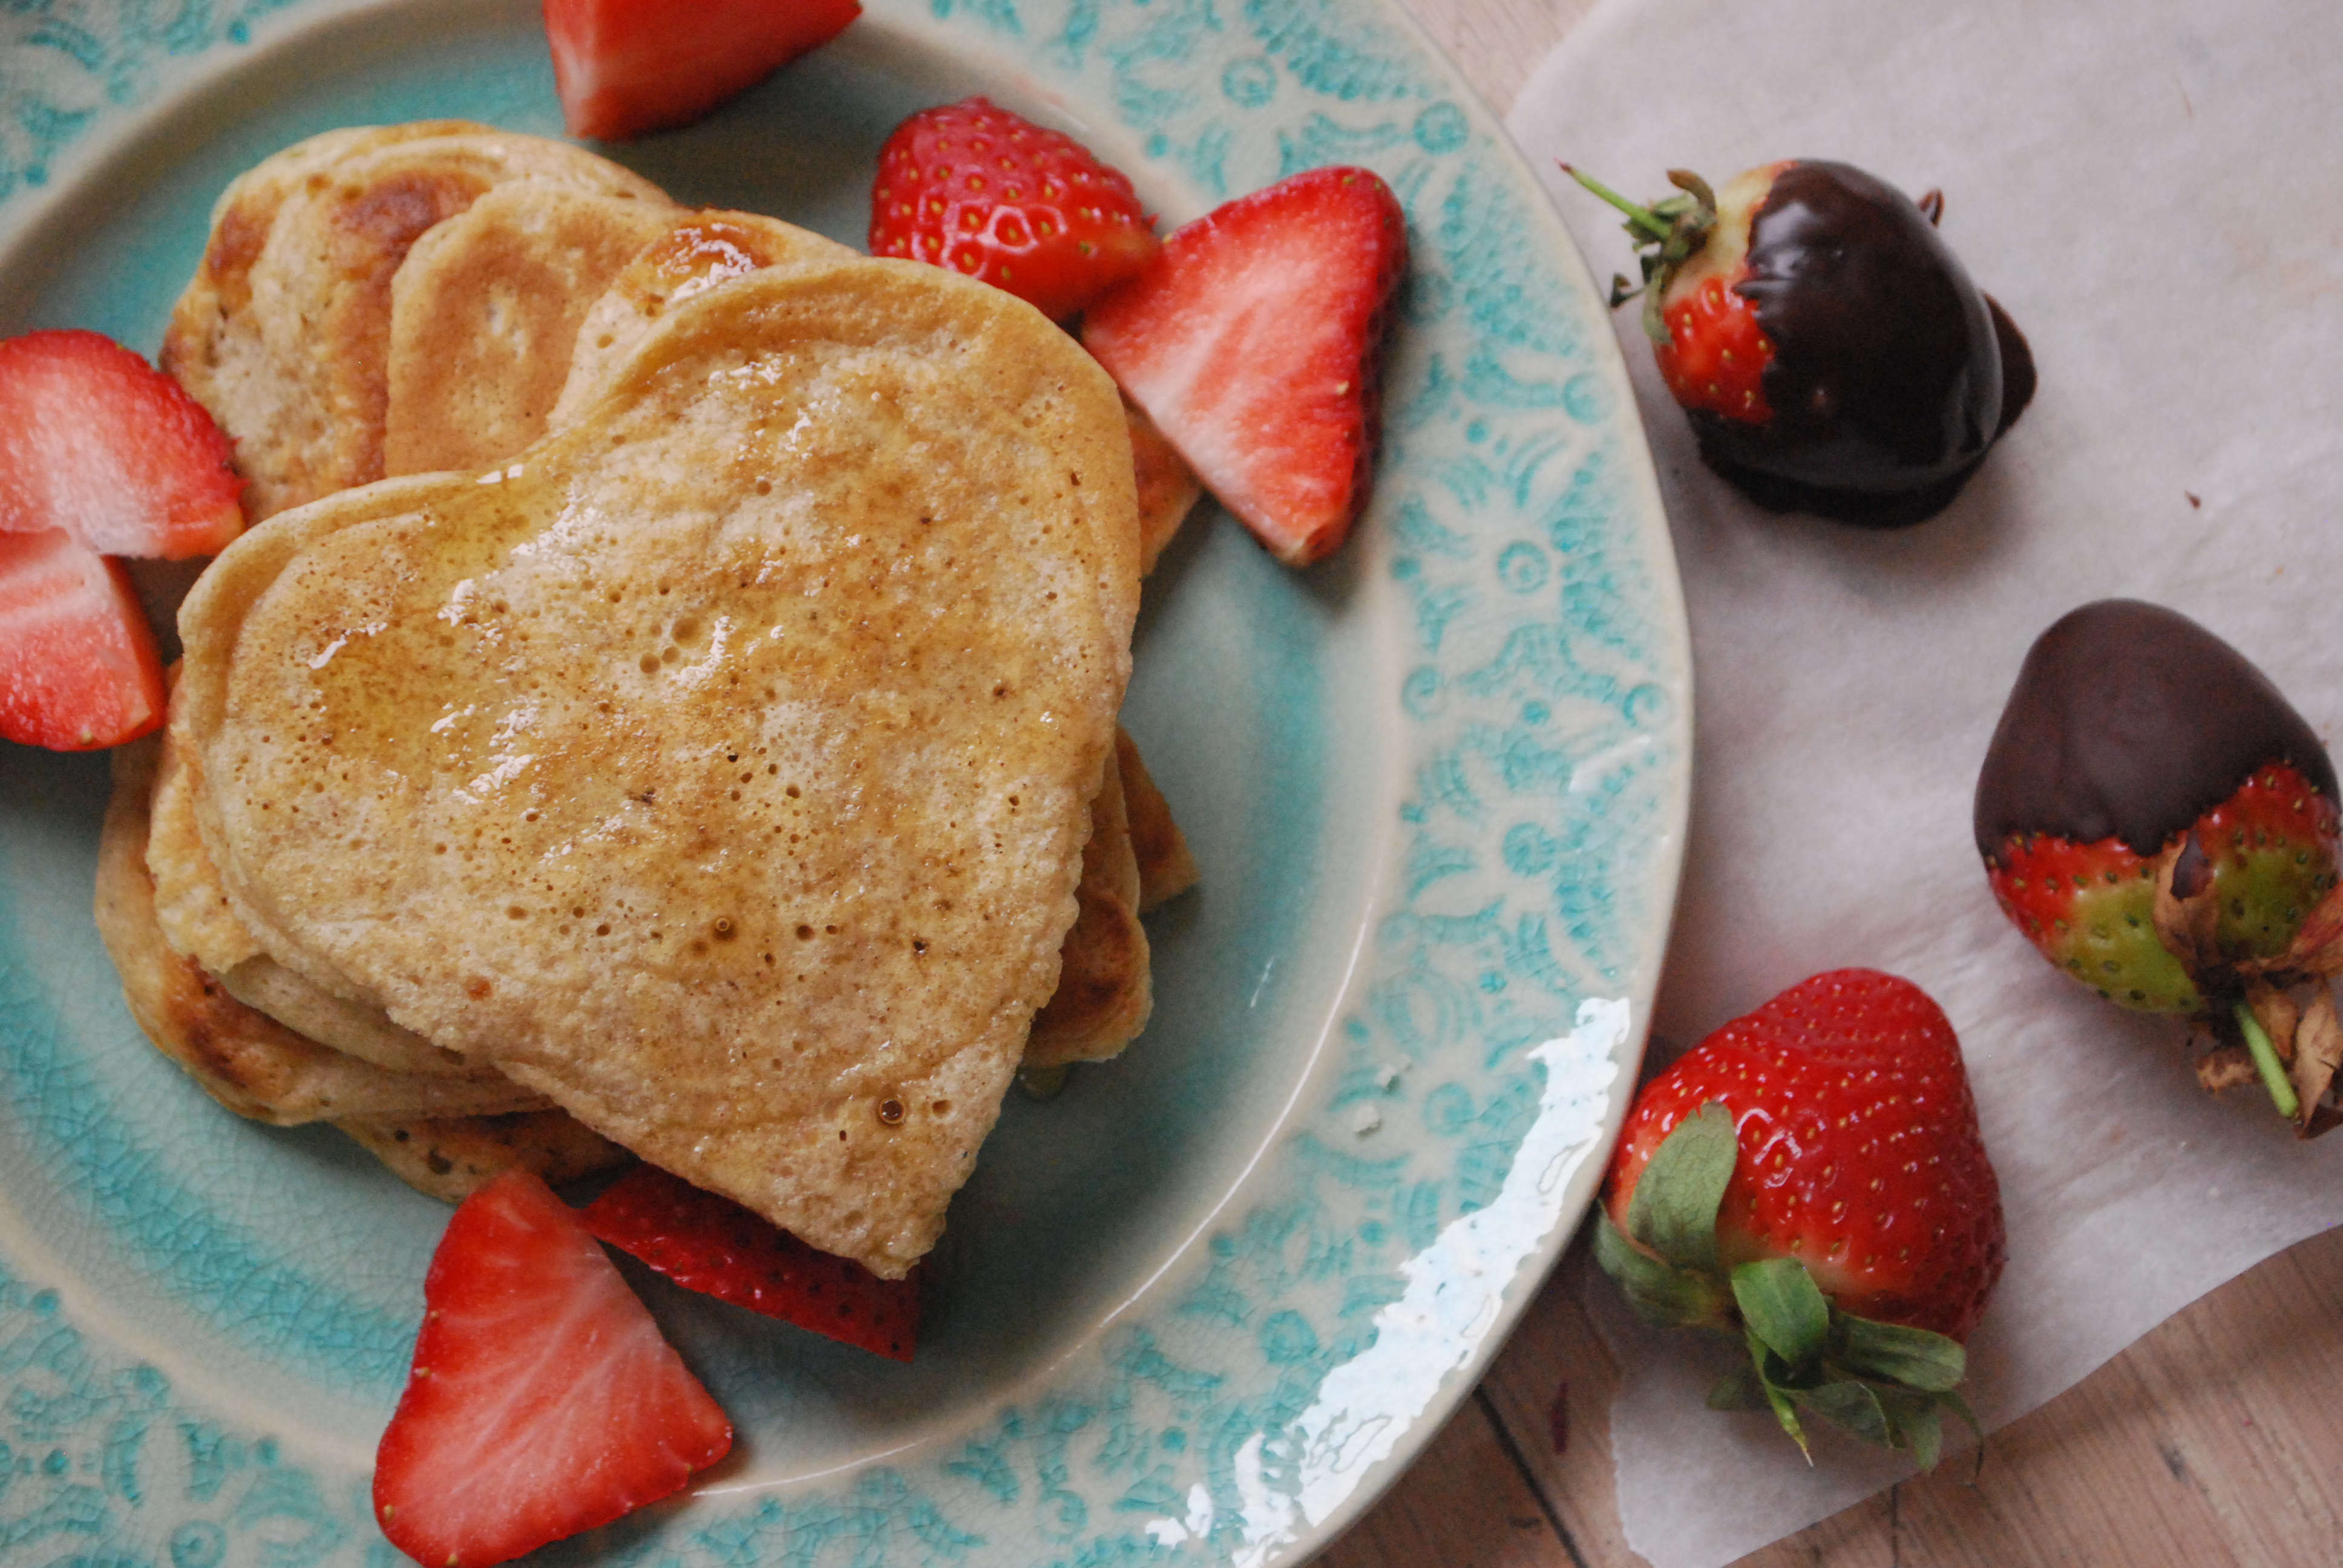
{"left": 145, "top": 727, "right": 479, "bottom": 1076}
{"left": 1119, "top": 727, "right": 1199, "bottom": 909}
{"left": 546, "top": 208, "right": 1185, "bottom": 1055}
{"left": 552, "top": 212, "right": 1200, "bottom": 565}
{"left": 96, "top": 739, "right": 551, "bottom": 1125}
{"left": 1027, "top": 741, "right": 1152, "bottom": 1067}
{"left": 162, "top": 126, "right": 667, "bottom": 520}
{"left": 384, "top": 181, "right": 680, "bottom": 475}
{"left": 175, "top": 262, "right": 1141, "bottom": 1276}
{"left": 335, "top": 1111, "right": 629, "bottom": 1202}
{"left": 1123, "top": 396, "right": 1203, "bottom": 573}
{"left": 549, "top": 209, "right": 856, "bottom": 424}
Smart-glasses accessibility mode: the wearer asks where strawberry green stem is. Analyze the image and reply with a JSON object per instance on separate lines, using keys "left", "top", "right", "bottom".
{"left": 1560, "top": 165, "right": 1676, "bottom": 244}
{"left": 2235, "top": 1001, "right": 2301, "bottom": 1121}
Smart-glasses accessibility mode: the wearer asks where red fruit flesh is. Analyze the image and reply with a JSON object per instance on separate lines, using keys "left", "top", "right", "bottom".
{"left": 373, "top": 1171, "right": 731, "bottom": 1568}
{"left": 1607, "top": 969, "right": 2004, "bottom": 1341}
{"left": 544, "top": 0, "right": 860, "bottom": 141}
{"left": 583, "top": 1164, "right": 919, "bottom": 1361}
{"left": 0, "top": 529, "right": 165, "bottom": 751}
{"left": 1083, "top": 165, "right": 1407, "bottom": 567}
{"left": 869, "top": 97, "right": 1159, "bottom": 321}
{"left": 0, "top": 329, "right": 243, "bottom": 560}
{"left": 1656, "top": 266, "right": 1772, "bottom": 422}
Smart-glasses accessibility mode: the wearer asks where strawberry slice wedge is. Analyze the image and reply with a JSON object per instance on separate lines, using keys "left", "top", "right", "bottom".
{"left": 374, "top": 1171, "right": 731, "bottom": 1568}
{"left": 1082, "top": 166, "right": 1407, "bottom": 567}
{"left": 545, "top": 0, "right": 862, "bottom": 141}
{"left": 583, "top": 1164, "right": 920, "bottom": 1361}
{"left": 0, "top": 529, "right": 165, "bottom": 751}
{"left": 0, "top": 329, "right": 242, "bottom": 560}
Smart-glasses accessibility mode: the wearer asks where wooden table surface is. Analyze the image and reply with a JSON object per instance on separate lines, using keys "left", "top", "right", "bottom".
{"left": 1323, "top": 0, "right": 2343, "bottom": 1564}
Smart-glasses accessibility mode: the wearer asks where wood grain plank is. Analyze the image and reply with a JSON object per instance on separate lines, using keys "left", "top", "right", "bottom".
{"left": 1401, "top": 0, "right": 1599, "bottom": 121}
{"left": 1460, "top": 1226, "right": 2343, "bottom": 1568}
{"left": 1317, "top": 1393, "right": 1581, "bottom": 1568}
{"left": 1475, "top": 1241, "right": 1638, "bottom": 1566}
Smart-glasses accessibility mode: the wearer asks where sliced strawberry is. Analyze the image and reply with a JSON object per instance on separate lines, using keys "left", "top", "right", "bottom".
{"left": 1083, "top": 166, "right": 1407, "bottom": 567}
{"left": 0, "top": 329, "right": 242, "bottom": 560}
{"left": 544, "top": 0, "right": 860, "bottom": 141}
{"left": 583, "top": 1164, "right": 919, "bottom": 1361}
{"left": 374, "top": 1171, "right": 731, "bottom": 1568}
{"left": 0, "top": 529, "right": 164, "bottom": 751}
{"left": 869, "top": 97, "right": 1159, "bottom": 321}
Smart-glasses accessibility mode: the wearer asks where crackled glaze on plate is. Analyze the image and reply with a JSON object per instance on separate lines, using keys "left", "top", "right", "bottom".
{"left": 0, "top": 0, "right": 1688, "bottom": 1561}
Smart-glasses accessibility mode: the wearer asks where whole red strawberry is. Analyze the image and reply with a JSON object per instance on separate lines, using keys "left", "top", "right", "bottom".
{"left": 1598, "top": 969, "right": 2004, "bottom": 1465}
{"left": 869, "top": 97, "right": 1159, "bottom": 321}
{"left": 1567, "top": 161, "right": 2033, "bottom": 528}
{"left": 1975, "top": 599, "right": 2343, "bottom": 1132}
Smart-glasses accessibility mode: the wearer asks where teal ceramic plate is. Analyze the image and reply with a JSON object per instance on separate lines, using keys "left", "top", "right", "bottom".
{"left": 0, "top": 0, "right": 1687, "bottom": 1561}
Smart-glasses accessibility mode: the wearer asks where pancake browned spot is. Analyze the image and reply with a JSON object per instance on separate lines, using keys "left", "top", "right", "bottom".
{"left": 335, "top": 1110, "right": 631, "bottom": 1202}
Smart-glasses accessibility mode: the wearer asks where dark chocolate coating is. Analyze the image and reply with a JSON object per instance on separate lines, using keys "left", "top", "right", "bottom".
{"left": 1973, "top": 599, "right": 2336, "bottom": 859}
{"left": 1693, "top": 161, "right": 2026, "bottom": 529}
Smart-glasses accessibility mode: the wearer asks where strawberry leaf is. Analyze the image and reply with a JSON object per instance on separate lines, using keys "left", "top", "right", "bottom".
{"left": 1705, "top": 1364, "right": 1767, "bottom": 1413}
{"left": 1832, "top": 1313, "right": 1966, "bottom": 1392}
{"left": 1743, "top": 1327, "right": 1810, "bottom": 1457}
{"left": 1790, "top": 1376, "right": 1892, "bottom": 1449}
{"left": 1903, "top": 1400, "right": 1944, "bottom": 1472}
{"left": 1593, "top": 1212, "right": 1731, "bottom": 1328}
{"left": 1624, "top": 1101, "right": 1735, "bottom": 1273}
{"left": 1731, "top": 1257, "right": 1829, "bottom": 1370}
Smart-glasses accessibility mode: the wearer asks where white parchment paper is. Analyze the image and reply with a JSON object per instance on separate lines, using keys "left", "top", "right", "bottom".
{"left": 1505, "top": 1, "right": 2343, "bottom": 1563}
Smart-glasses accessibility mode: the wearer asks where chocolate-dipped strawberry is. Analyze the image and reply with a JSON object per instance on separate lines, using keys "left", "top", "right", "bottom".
{"left": 1975, "top": 599, "right": 2343, "bottom": 1133}
{"left": 1568, "top": 160, "right": 2034, "bottom": 528}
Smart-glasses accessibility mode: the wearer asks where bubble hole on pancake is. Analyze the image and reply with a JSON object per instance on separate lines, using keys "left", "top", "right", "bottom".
{"left": 162, "top": 126, "right": 668, "bottom": 521}
{"left": 174, "top": 261, "right": 1140, "bottom": 1276}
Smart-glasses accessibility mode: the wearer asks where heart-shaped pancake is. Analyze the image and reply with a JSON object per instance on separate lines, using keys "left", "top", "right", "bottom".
{"left": 175, "top": 260, "right": 1139, "bottom": 1275}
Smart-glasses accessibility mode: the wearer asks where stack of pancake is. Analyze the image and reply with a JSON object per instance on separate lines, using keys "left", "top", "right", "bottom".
{"left": 92, "top": 125, "right": 1196, "bottom": 1276}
